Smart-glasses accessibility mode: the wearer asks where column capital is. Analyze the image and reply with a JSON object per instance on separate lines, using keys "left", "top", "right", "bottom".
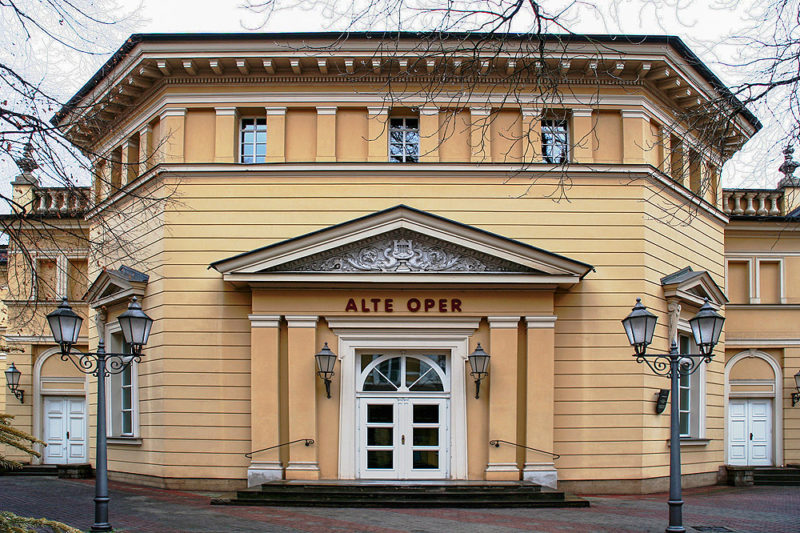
{"left": 470, "top": 106, "right": 492, "bottom": 116}
{"left": 286, "top": 315, "right": 318, "bottom": 328}
{"left": 138, "top": 123, "right": 152, "bottom": 137}
{"left": 525, "top": 316, "right": 558, "bottom": 328}
{"left": 521, "top": 107, "right": 542, "bottom": 117}
{"left": 249, "top": 314, "right": 281, "bottom": 328}
{"left": 159, "top": 107, "right": 186, "bottom": 120}
{"left": 419, "top": 106, "right": 439, "bottom": 115}
{"left": 488, "top": 316, "right": 520, "bottom": 328}
{"left": 367, "top": 106, "right": 388, "bottom": 116}
{"left": 621, "top": 109, "right": 650, "bottom": 121}
{"left": 265, "top": 106, "right": 287, "bottom": 116}
{"left": 215, "top": 107, "right": 238, "bottom": 116}
{"left": 571, "top": 108, "right": 594, "bottom": 118}
{"left": 316, "top": 106, "right": 337, "bottom": 115}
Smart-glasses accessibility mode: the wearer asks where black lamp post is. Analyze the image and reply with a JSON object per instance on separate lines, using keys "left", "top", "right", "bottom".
{"left": 468, "top": 343, "right": 490, "bottom": 399}
{"left": 622, "top": 298, "right": 723, "bottom": 533}
{"left": 5, "top": 362, "right": 24, "bottom": 403}
{"left": 47, "top": 297, "right": 153, "bottom": 533}
{"left": 315, "top": 342, "right": 337, "bottom": 399}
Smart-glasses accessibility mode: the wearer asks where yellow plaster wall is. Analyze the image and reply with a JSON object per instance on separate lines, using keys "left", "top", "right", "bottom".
{"left": 438, "top": 110, "right": 471, "bottom": 162}
{"left": 592, "top": 111, "right": 623, "bottom": 164}
{"left": 490, "top": 110, "right": 523, "bottom": 163}
{"left": 729, "top": 356, "right": 775, "bottom": 380}
{"left": 285, "top": 109, "right": 317, "bottom": 162}
{"left": 184, "top": 109, "right": 215, "bottom": 163}
{"left": 335, "top": 108, "right": 368, "bottom": 161}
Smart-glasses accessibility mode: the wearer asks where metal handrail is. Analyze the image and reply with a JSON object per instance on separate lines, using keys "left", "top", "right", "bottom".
{"left": 489, "top": 439, "right": 560, "bottom": 460}
{"left": 244, "top": 439, "right": 314, "bottom": 459}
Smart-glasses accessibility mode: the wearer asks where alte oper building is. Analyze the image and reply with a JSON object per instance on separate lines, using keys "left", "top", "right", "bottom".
{"left": 2, "top": 33, "right": 799, "bottom": 494}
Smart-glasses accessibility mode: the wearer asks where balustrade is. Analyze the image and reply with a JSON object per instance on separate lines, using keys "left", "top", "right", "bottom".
{"left": 722, "top": 189, "right": 783, "bottom": 217}
{"left": 32, "top": 187, "right": 90, "bottom": 215}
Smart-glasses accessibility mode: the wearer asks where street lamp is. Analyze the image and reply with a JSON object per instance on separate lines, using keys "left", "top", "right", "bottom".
{"left": 315, "top": 342, "right": 337, "bottom": 399}
{"left": 47, "top": 297, "right": 152, "bottom": 533}
{"left": 622, "top": 298, "right": 723, "bottom": 533}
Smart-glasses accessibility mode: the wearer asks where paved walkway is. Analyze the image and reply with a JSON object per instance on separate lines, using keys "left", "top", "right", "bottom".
{"left": 1, "top": 476, "right": 798, "bottom": 532}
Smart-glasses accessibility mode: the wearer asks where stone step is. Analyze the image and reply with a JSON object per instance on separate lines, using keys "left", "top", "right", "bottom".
{"left": 753, "top": 467, "right": 800, "bottom": 485}
{"left": 215, "top": 481, "right": 587, "bottom": 508}
{"left": 0, "top": 464, "right": 58, "bottom": 476}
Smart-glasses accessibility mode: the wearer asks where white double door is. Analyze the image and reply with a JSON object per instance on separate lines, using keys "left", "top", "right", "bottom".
{"left": 728, "top": 398, "right": 772, "bottom": 466}
{"left": 358, "top": 396, "right": 448, "bottom": 479}
{"left": 43, "top": 396, "right": 87, "bottom": 464}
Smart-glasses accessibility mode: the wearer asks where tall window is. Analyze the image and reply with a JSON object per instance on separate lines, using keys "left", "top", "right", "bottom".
{"left": 389, "top": 117, "right": 419, "bottom": 163}
{"left": 678, "top": 333, "right": 704, "bottom": 438}
{"left": 541, "top": 119, "right": 569, "bottom": 164}
{"left": 240, "top": 118, "right": 267, "bottom": 164}
{"left": 108, "top": 331, "right": 136, "bottom": 438}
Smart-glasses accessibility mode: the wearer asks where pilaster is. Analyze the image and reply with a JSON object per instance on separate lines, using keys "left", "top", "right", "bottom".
{"left": 214, "top": 107, "right": 237, "bottom": 163}
{"left": 470, "top": 107, "right": 492, "bottom": 163}
{"left": 486, "top": 316, "right": 520, "bottom": 480}
{"left": 158, "top": 108, "right": 186, "bottom": 164}
{"left": 523, "top": 316, "right": 558, "bottom": 489}
{"left": 367, "top": 107, "right": 388, "bottom": 162}
{"left": 316, "top": 107, "right": 337, "bottom": 162}
{"left": 285, "top": 315, "right": 320, "bottom": 480}
{"left": 621, "top": 109, "right": 649, "bottom": 165}
{"left": 572, "top": 109, "right": 594, "bottom": 163}
{"left": 521, "top": 108, "right": 541, "bottom": 163}
{"left": 265, "top": 107, "right": 286, "bottom": 163}
{"left": 120, "top": 138, "right": 138, "bottom": 186}
{"left": 247, "top": 315, "right": 283, "bottom": 486}
{"left": 419, "top": 106, "right": 439, "bottom": 162}
{"left": 138, "top": 124, "right": 152, "bottom": 173}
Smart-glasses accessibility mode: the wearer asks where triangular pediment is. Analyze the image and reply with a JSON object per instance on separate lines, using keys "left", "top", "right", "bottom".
{"left": 211, "top": 205, "right": 593, "bottom": 287}
{"left": 86, "top": 265, "right": 149, "bottom": 308}
{"left": 661, "top": 266, "right": 727, "bottom": 308}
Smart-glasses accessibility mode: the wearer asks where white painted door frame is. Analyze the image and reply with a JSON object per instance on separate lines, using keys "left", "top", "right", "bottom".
{"left": 727, "top": 398, "right": 773, "bottom": 466}
{"left": 328, "top": 316, "right": 479, "bottom": 480}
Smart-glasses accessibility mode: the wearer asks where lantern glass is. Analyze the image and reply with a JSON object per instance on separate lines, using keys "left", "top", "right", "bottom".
{"left": 46, "top": 298, "right": 83, "bottom": 346}
{"left": 794, "top": 370, "right": 800, "bottom": 391}
{"left": 315, "top": 343, "right": 337, "bottom": 377}
{"left": 468, "top": 344, "right": 491, "bottom": 375}
{"left": 5, "top": 363, "right": 21, "bottom": 389}
{"left": 689, "top": 299, "right": 724, "bottom": 355}
{"left": 118, "top": 297, "right": 153, "bottom": 348}
{"left": 622, "top": 298, "right": 658, "bottom": 350}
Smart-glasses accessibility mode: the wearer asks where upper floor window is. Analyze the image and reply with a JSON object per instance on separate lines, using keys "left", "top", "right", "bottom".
{"left": 107, "top": 330, "right": 137, "bottom": 438}
{"left": 389, "top": 117, "right": 419, "bottom": 163}
{"left": 541, "top": 119, "right": 568, "bottom": 164}
{"left": 240, "top": 118, "right": 267, "bottom": 164}
{"left": 678, "top": 333, "right": 705, "bottom": 439}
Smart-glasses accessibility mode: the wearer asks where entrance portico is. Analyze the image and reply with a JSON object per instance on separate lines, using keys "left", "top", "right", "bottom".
{"left": 211, "top": 206, "right": 592, "bottom": 487}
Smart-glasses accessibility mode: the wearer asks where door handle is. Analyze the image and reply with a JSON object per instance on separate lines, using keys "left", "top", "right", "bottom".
{"left": 66, "top": 431, "right": 70, "bottom": 439}
{"left": 401, "top": 434, "right": 405, "bottom": 445}
{"left": 749, "top": 433, "right": 753, "bottom": 440}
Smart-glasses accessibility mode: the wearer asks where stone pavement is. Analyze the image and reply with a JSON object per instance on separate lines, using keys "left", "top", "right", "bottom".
{"left": 1, "top": 476, "right": 798, "bottom": 532}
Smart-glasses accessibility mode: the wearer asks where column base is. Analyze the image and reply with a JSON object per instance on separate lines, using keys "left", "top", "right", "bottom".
{"left": 247, "top": 461, "right": 283, "bottom": 488}
{"left": 285, "top": 461, "right": 321, "bottom": 480}
{"left": 523, "top": 462, "right": 558, "bottom": 489}
{"left": 485, "top": 462, "right": 520, "bottom": 481}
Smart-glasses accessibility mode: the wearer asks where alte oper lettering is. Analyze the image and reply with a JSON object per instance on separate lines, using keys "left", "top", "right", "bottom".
{"left": 344, "top": 298, "right": 463, "bottom": 313}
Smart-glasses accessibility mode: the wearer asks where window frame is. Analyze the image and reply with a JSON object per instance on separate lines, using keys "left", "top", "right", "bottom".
{"left": 388, "top": 115, "right": 420, "bottom": 163}
{"left": 105, "top": 322, "right": 140, "bottom": 440}
{"left": 724, "top": 257, "right": 754, "bottom": 305}
{"left": 755, "top": 257, "right": 785, "bottom": 305}
{"left": 541, "top": 117, "right": 569, "bottom": 164}
{"left": 677, "top": 331, "right": 706, "bottom": 440}
{"left": 239, "top": 116, "right": 267, "bottom": 164}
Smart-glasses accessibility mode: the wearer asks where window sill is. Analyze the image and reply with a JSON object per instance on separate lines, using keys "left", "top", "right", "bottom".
{"left": 107, "top": 437, "right": 142, "bottom": 446}
{"left": 666, "top": 438, "right": 710, "bottom": 447}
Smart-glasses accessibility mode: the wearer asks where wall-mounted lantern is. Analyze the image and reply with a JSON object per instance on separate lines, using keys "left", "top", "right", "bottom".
{"left": 655, "top": 389, "right": 669, "bottom": 414}
{"left": 5, "top": 362, "right": 24, "bottom": 403}
{"left": 315, "top": 342, "right": 337, "bottom": 399}
{"left": 468, "top": 343, "right": 490, "bottom": 399}
{"left": 792, "top": 370, "right": 800, "bottom": 407}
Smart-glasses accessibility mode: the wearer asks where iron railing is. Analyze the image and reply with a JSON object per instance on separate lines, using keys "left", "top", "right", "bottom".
{"left": 245, "top": 438, "right": 314, "bottom": 459}
{"left": 489, "top": 439, "right": 560, "bottom": 460}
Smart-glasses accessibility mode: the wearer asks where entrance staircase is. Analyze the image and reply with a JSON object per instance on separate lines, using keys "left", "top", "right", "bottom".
{"left": 753, "top": 466, "right": 800, "bottom": 486}
{"left": 0, "top": 464, "right": 57, "bottom": 476}
{"left": 213, "top": 480, "right": 589, "bottom": 508}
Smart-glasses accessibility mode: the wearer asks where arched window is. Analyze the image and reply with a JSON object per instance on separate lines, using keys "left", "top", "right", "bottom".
{"left": 358, "top": 353, "right": 448, "bottom": 393}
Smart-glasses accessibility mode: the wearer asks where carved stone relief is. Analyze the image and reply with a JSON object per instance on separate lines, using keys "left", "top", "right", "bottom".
{"left": 270, "top": 229, "right": 537, "bottom": 273}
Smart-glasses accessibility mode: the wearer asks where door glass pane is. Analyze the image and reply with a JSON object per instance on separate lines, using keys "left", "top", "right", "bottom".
{"left": 361, "top": 354, "right": 381, "bottom": 371}
{"left": 413, "top": 404, "right": 439, "bottom": 424}
{"left": 413, "top": 428, "right": 438, "bottom": 446}
{"left": 368, "top": 427, "right": 393, "bottom": 446}
{"left": 413, "top": 450, "right": 438, "bottom": 469}
{"left": 368, "top": 450, "right": 393, "bottom": 469}
{"left": 367, "top": 404, "right": 393, "bottom": 423}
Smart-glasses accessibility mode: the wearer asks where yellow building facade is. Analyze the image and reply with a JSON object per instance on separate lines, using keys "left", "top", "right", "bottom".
{"left": 4, "top": 33, "right": 797, "bottom": 494}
